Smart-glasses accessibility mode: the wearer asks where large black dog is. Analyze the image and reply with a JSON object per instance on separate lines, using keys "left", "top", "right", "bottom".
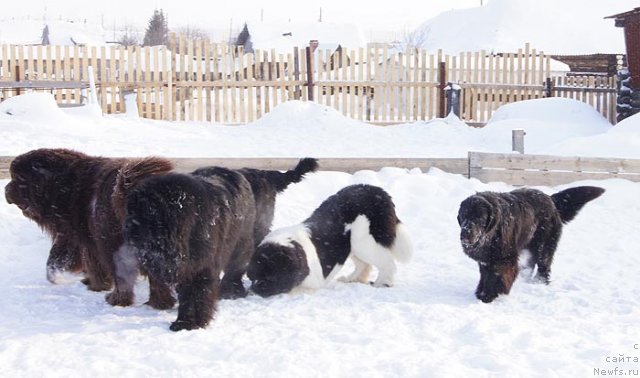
{"left": 247, "top": 184, "right": 413, "bottom": 297}
{"left": 4, "top": 149, "right": 174, "bottom": 307}
{"left": 457, "top": 186, "right": 605, "bottom": 303}
{"left": 112, "top": 159, "right": 317, "bottom": 331}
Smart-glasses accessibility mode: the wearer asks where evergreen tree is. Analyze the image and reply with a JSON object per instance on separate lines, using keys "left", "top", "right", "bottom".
{"left": 41, "top": 25, "right": 50, "bottom": 45}
{"left": 235, "top": 23, "right": 252, "bottom": 52}
{"left": 236, "top": 23, "right": 250, "bottom": 46}
{"left": 142, "top": 9, "right": 169, "bottom": 47}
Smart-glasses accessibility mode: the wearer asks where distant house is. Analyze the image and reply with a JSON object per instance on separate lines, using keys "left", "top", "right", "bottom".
{"left": 549, "top": 54, "right": 621, "bottom": 76}
{"left": 0, "top": 19, "right": 109, "bottom": 46}
{"left": 606, "top": 7, "right": 640, "bottom": 87}
{"left": 235, "top": 21, "right": 367, "bottom": 55}
{"left": 606, "top": 7, "right": 640, "bottom": 122}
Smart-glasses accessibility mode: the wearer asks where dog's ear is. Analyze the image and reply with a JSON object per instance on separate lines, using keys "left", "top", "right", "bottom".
{"left": 32, "top": 161, "right": 55, "bottom": 177}
{"left": 481, "top": 199, "right": 499, "bottom": 234}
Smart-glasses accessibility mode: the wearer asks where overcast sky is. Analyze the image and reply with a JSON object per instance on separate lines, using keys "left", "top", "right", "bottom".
{"left": 4, "top": 0, "right": 482, "bottom": 34}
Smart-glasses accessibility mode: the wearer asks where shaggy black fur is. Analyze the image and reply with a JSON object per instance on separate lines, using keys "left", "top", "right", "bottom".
{"left": 235, "top": 157, "right": 318, "bottom": 247}
{"left": 457, "top": 186, "right": 605, "bottom": 303}
{"left": 116, "top": 168, "right": 256, "bottom": 331}
{"left": 248, "top": 184, "right": 412, "bottom": 297}
{"left": 4, "top": 148, "right": 174, "bottom": 304}
{"left": 114, "top": 159, "right": 317, "bottom": 331}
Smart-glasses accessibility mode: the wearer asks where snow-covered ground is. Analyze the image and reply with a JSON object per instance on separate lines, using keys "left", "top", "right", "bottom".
{"left": 0, "top": 93, "right": 639, "bottom": 376}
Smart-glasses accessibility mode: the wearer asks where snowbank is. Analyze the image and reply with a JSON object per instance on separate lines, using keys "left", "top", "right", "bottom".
{"left": 2, "top": 94, "right": 634, "bottom": 158}
{"left": 410, "top": 0, "right": 635, "bottom": 54}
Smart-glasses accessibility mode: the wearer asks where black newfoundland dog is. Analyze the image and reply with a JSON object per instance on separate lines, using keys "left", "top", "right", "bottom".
{"left": 112, "top": 159, "right": 317, "bottom": 331}
{"left": 247, "top": 184, "right": 413, "bottom": 298}
{"left": 457, "top": 186, "right": 605, "bottom": 303}
{"left": 4, "top": 149, "right": 174, "bottom": 306}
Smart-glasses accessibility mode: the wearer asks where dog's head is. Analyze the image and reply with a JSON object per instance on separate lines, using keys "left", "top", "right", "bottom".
{"left": 247, "top": 240, "right": 309, "bottom": 297}
{"left": 5, "top": 148, "right": 87, "bottom": 225}
{"left": 457, "top": 194, "right": 497, "bottom": 253}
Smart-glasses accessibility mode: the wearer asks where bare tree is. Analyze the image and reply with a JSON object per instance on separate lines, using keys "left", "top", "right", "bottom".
{"left": 177, "top": 25, "right": 210, "bottom": 42}
{"left": 119, "top": 24, "right": 140, "bottom": 46}
{"left": 393, "top": 27, "right": 429, "bottom": 51}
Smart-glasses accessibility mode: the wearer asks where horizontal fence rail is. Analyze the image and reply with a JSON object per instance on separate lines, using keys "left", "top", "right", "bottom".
{"left": 469, "top": 152, "right": 640, "bottom": 186}
{"left": 0, "top": 40, "right": 619, "bottom": 125}
{"left": 1, "top": 154, "right": 639, "bottom": 186}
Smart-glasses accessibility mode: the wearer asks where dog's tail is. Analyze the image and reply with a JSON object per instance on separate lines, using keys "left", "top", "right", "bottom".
{"left": 244, "top": 158, "right": 319, "bottom": 193}
{"left": 551, "top": 186, "right": 605, "bottom": 224}
{"left": 272, "top": 157, "right": 319, "bottom": 192}
{"left": 391, "top": 222, "right": 413, "bottom": 263}
{"left": 112, "top": 157, "right": 174, "bottom": 221}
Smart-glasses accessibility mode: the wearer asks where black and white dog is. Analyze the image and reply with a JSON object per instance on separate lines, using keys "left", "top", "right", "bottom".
{"left": 247, "top": 184, "right": 413, "bottom": 297}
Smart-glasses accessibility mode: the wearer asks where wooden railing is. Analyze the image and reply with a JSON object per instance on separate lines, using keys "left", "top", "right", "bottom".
{"left": 1, "top": 153, "right": 638, "bottom": 186}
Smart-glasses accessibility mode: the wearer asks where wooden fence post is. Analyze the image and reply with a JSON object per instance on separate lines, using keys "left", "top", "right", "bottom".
{"left": 305, "top": 46, "right": 314, "bottom": 101}
{"left": 512, "top": 129, "right": 526, "bottom": 154}
{"left": 15, "top": 65, "right": 21, "bottom": 96}
{"left": 445, "top": 82, "right": 462, "bottom": 117}
{"left": 437, "top": 61, "right": 446, "bottom": 118}
{"left": 544, "top": 77, "right": 554, "bottom": 97}
{"left": 293, "top": 46, "right": 301, "bottom": 100}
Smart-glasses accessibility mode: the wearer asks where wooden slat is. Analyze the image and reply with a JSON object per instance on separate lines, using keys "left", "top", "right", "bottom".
{"left": 388, "top": 48, "right": 398, "bottom": 122}
{"left": 247, "top": 53, "right": 255, "bottom": 122}
{"left": 0, "top": 156, "right": 468, "bottom": 179}
{"left": 349, "top": 49, "right": 356, "bottom": 119}
{"left": 469, "top": 168, "right": 640, "bottom": 186}
{"left": 195, "top": 41, "right": 203, "bottom": 122}
{"left": 356, "top": 48, "right": 363, "bottom": 121}
{"left": 404, "top": 46, "right": 411, "bottom": 121}
{"left": 221, "top": 45, "right": 229, "bottom": 122}
{"left": 171, "top": 157, "right": 469, "bottom": 175}
{"left": 470, "top": 152, "right": 640, "bottom": 173}
{"left": 153, "top": 46, "right": 161, "bottom": 119}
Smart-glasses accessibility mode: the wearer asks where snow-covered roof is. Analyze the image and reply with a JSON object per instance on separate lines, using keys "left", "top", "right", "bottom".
{"left": 409, "top": 0, "right": 637, "bottom": 55}
{"left": 244, "top": 21, "right": 367, "bottom": 54}
{"left": 0, "top": 19, "right": 109, "bottom": 46}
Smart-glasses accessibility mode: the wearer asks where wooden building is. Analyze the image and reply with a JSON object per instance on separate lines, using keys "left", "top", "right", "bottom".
{"left": 606, "top": 7, "right": 640, "bottom": 87}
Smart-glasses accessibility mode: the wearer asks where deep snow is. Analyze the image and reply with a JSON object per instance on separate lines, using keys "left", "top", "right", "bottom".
{"left": 0, "top": 93, "right": 639, "bottom": 377}
{"left": 410, "top": 0, "right": 637, "bottom": 54}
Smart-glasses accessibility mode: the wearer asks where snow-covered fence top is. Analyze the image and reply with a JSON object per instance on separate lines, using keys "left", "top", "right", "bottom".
{"left": 1, "top": 154, "right": 639, "bottom": 186}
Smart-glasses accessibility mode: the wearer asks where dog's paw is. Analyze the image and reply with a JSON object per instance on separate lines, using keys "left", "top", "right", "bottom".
{"left": 82, "top": 277, "right": 112, "bottom": 292}
{"left": 169, "top": 320, "right": 204, "bottom": 332}
{"left": 531, "top": 275, "right": 551, "bottom": 285}
{"left": 339, "top": 276, "right": 368, "bottom": 284}
{"left": 145, "top": 296, "right": 176, "bottom": 310}
{"left": 370, "top": 281, "right": 392, "bottom": 288}
{"left": 105, "top": 291, "right": 134, "bottom": 307}
{"left": 219, "top": 281, "right": 248, "bottom": 300}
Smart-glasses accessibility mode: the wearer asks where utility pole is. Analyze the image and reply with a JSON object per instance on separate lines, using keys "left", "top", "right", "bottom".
{"left": 319, "top": 7, "right": 322, "bottom": 22}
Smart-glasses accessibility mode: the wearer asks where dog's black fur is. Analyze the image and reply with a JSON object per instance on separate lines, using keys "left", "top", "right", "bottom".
{"left": 236, "top": 158, "right": 319, "bottom": 247}
{"left": 247, "top": 184, "right": 413, "bottom": 297}
{"left": 113, "top": 159, "right": 317, "bottom": 331}
{"left": 4, "top": 149, "right": 174, "bottom": 306}
{"left": 457, "top": 186, "right": 605, "bottom": 303}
